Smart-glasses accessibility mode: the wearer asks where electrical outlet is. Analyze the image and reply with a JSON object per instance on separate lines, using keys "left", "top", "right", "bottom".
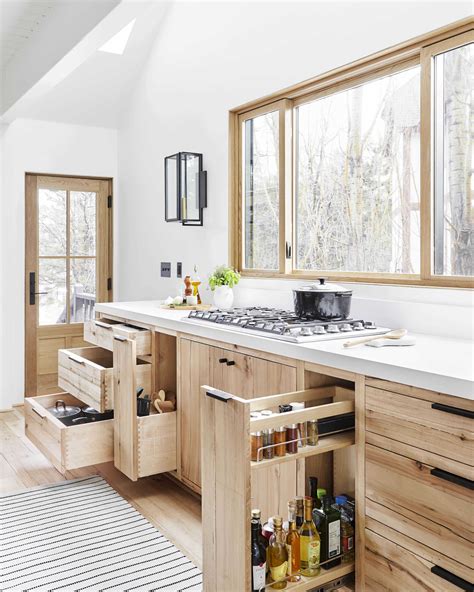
{"left": 177, "top": 262, "right": 182, "bottom": 278}
{"left": 161, "top": 262, "right": 171, "bottom": 277}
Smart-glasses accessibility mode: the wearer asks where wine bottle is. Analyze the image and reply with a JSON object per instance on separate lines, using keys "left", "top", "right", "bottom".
{"left": 251, "top": 519, "right": 267, "bottom": 592}
{"left": 299, "top": 497, "right": 321, "bottom": 577}
{"left": 294, "top": 496, "right": 304, "bottom": 529}
{"left": 252, "top": 509, "right": 269, "bottom": 552}
{"left": 268, "top": 516, "right": 288, "bottom": 589}
{"left": 321, "top": 495, "right": 341, "bottom": 570}
{"left": 309, "top": 476, "right": 321, "bottom": 509}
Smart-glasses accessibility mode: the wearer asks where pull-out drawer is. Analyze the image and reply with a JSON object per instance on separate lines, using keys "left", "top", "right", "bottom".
{"left": 366, "top": 385, "right": 474, "bottom": 465}
{"left": 58, "top": 346, "right": 151, "bottom": 412}
{"left": 84, "top": 319, "right": 152, "bottom": 356}
{"left": 25, "top": 393, "right": 113, "bottom": 474}
{"left": 365, "top": 441, "right": 473, "bottom": 570}
{"left": 365, "top": 528, "right": 472, "bottom": 591}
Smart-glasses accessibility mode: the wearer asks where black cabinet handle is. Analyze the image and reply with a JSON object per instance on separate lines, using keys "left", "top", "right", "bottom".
{"left": 430, "top": 468, "right": 474, "bottom": 491}
{"left": 226, "top": 360, "right": 236, "bottom": 366}
{"left": 68, "top": 355, "right": 85, "bottom": 365}
{"left": 218, "top": 358, "right": 228, "bottom": 364}
{"left": 431, "top": 565, "right": 474, "bottom": 591}
{"left": 431, "top": 402, "right": 474, "bottom": 420}
{"left": 205, "top": 388, "right": 233, "bottom": 403}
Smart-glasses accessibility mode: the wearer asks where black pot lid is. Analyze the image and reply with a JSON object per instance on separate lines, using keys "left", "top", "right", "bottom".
{"left": 294, "top": 278, "right": 351, "bottom": 293}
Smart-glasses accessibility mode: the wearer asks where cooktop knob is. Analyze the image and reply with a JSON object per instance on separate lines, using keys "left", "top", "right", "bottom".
{"left": 301, "top": 327, "right": 313, "bottom": 336}
{"left": 327, "top": 325, "right": 340, "bottom": 333}
{"left": 364, "top": 321, "right": 377, "bottom": 329}
{"left": 352, "top": 322, "right": 364, "bottom": 330}
{"left": 340, "top": 323, "right": 352, "bottom": 332}
{"left": 313, "top": 326, "right": 326, "bottom": 334}
{"left": 290, "top": 328, "right": 302, "bottom": 336}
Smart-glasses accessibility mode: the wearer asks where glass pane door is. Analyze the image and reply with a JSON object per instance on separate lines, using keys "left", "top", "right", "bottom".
{"left": 38, "top": 188, "right": 98, "bottom": 326}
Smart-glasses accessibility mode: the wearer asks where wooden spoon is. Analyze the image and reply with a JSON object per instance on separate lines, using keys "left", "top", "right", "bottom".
{"left": 343, "top": 328, "right": 407, "bottom": 348}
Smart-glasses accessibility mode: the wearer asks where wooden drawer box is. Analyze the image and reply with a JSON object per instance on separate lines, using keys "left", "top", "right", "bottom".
{"left": 366, "top": 383, "right": 474, "bottom": 466}
{"left": 25, "top": 393, "right": 113, "bottom": 474}
{"left": 365, "top": 528, "right": 472, "bottom": 591}
{"left": 84, "top": 319, "right": 152, "bottom": 356}
{"left": 365, "top": 441, "right": 473, "bottom": 572}
{"left": 58, "top": 346, "right": 151, "bottom": 412}
{"left": 137, "top": 411, "right": 177, "bottom": 478}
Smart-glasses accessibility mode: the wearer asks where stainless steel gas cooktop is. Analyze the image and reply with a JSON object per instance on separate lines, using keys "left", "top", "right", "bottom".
{"left": 184, "top": 307, "right": 389, "bottom": 343}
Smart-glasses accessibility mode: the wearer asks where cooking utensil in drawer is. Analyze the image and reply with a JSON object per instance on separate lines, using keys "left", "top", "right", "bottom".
{"left": 47, "top": 400, "right": 82, "bottom": 425}
{"left": 343, "top": 328, "right": 407, "bottom": 348}
{"left": 137, "top": 395, "right": 151, "bottom": 417}
{"left": 82, "top": 406, "right": 114, "bottom": 421}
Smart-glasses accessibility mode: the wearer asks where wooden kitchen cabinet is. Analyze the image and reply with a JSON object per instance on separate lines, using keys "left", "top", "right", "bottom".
{"left": 177, "top": 336, "right": 298, "bottom": 492}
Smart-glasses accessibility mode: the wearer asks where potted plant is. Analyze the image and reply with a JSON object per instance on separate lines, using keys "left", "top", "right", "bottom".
{"left": 209, "top": 265, "right": 240, "bottom": 309}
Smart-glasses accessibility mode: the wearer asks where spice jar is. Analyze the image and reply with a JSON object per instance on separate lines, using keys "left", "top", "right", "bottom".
{"left": 274, "top": 426, "right": 287, "bottom": 457}
{"left": 263, "top": 428, "right": 275, "bottom": 459}
{"left": 251, "top": 431, "right": 263, "bottom": 462}
{"left": 290, "top": 402, "right": 306, "bottom": 447}
{"left": 286, "top": 424, "right": 298, "bottom": 454}
{"left": 307, "top": 419, "right": 319, "bottom": 446}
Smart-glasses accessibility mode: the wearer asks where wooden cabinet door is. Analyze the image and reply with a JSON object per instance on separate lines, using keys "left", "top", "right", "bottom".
{"left": 179, "top": 339, "right": 211, "bottom": 490}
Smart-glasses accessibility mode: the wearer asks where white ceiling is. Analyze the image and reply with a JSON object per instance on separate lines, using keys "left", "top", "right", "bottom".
{"left": 0, "top": 1, "right": 168, "bottom": 128}
{"left": 0, "top": 0, "right": 58, "bottom": 68}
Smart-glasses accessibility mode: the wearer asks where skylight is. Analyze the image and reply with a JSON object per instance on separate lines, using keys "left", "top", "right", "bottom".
{"left": 99, "top": 19, "right": 136, "bottom": 55}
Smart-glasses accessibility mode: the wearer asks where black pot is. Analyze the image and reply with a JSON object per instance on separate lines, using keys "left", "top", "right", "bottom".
{"left": 293, "top": 278, "right": 352, "bottom": 321}
{"left": 82, "top": 406, "right": 114, "bottom": 421}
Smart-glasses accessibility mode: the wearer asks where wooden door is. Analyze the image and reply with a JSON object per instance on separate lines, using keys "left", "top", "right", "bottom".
{"left": 25, "top": 174, "right": 113, "bottom": 396}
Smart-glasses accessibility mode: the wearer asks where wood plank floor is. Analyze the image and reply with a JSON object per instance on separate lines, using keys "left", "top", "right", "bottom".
{"left": 0, "top": 406, "right": 203, "bottom": 570}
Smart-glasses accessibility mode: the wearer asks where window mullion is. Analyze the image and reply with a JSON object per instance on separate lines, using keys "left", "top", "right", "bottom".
{"left": 279, "top": 100, "right": 293, "bottom": 275}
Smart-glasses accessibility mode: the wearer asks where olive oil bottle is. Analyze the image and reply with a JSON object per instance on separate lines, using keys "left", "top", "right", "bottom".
{"left": 268, "top": 516, "right": 288, "bottom": 589}
{"left": 299, "top": 497, "right": 321, "bottom": 577}
{"left": 286, "top": 520, "right": 301, "bottom": 582}
{"left": 320, "top": 495, "right": 341, "bottom": 570}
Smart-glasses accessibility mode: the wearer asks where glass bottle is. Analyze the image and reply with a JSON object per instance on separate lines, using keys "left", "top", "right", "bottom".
{"left": 252, "top": 509, "right": 269, "bottom": 554}
{"left": 268, "top": 516, "right": 288, "bottom": 589}
{"left": 299, "top": 497, "right": 321, "bottom": 577}
{"left": 251, "top": 519, "right": 267, "bottom": 592}
{"left": 191, "top": 265, "right": 202, "bottom": 304}
{"left": 321, "top": 495, "right": 341, "bottom": 570}
{"left": 274, "top": 426, "right": 287, "bottom": 457}
{"left": 294, "top": 497, "right": 304, "bottom": 529}
{"left": 309, "top": 476, "right": 321, "bottom": 510}
{"left": 335, "top": 497, "right": 355, "bottom": 564}
{"left": 263, "top": 428, "right": 275, "bottom": 459}
{"left": 307, "top": 419, "right": 319, "bottom": 445}
{"left": 286, "top": 520, "right": 301, "bottom": 582}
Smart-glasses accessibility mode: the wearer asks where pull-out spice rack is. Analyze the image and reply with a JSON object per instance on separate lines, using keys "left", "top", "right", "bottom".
{"left": 201, "top": 382, "right": 356, "bottom": 591}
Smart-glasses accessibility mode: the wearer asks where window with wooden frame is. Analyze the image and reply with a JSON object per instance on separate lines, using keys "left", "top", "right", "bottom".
{"left": 229, "top": 18, "right": 474, "bottom": 287}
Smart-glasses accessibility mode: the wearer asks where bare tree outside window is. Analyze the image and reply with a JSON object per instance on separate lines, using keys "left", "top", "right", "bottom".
{"left": 244, "top": 111, "right": 279, "bottom": 270}
{"left": 295, "top": 66, "right": 421, "bottom": 274}
{"left": 434, "top": 42, "right": 474, "bottom": 277}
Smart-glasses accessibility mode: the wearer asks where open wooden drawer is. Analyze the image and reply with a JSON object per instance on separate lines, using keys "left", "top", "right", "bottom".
{"left": 84, "top": 318, "right": 152, "bottom": 356}
{"left": 113, "top": 336, "right": 176, "bottom": 481}
{"left": 58, "top": 346, "right": 151, "bottom": 412}
{"left": 25, "top": 393, "right": 113, "bottom": 474}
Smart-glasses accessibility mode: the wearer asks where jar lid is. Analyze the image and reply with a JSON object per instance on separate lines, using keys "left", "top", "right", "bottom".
{"left": 250, "top": 431, "right": 263, "bottom": 436}
{"left": 307, "top": 418, "right": 318, "bottom": 424}
{"left": 290, "top": 402, "right": 305, "bottom": 409}
{"left": 264, "top": 427, "right": 275, "bottom": 434}
{"left": 260, "top": 410, "right": 273, "bottom": 417}
{"left": 287, "top": 423, "right": 299, "bottom": 429}
{"left": 276, "top": 426, "right": 287, "bottom": 432}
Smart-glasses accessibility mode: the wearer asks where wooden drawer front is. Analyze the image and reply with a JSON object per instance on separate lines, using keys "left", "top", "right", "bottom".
{"left": 209, "top": 346, "right": 297, "bottom": 400}
{"left": 137, "top": 412, "right": 177, "bottom": 478}
{"left": 58, "top": 346, "right": 151, "bottom": 412}
{"left": 84, "top": 319, "right": 151, "bottom": 355}
{"left": 365, "top": 528, "right": 471, "bottom": 592}
{"left": 25, "top": 393, "right": 113, "bottom": 473}
{"left": 366, "top": 386, "right": 474, "bottom": 466}
{"left": 366, "top": 443, "right": 474, "bottom": 557}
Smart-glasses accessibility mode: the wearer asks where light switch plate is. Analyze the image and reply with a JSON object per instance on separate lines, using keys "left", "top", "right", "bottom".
{"left": 161, "top": 262, "right": 171, "bottom": 277}
{"left": 177, "top": 262, "right": 182, "bottom": 278}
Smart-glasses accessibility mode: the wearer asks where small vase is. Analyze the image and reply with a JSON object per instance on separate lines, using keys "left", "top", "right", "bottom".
{"left": 213, "top": 285, "right": 234, "bottom": 310}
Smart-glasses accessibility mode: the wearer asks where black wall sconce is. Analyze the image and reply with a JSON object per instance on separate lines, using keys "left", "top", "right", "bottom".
{"left": 165, "top": 152, "right": 207, "bottom": 226}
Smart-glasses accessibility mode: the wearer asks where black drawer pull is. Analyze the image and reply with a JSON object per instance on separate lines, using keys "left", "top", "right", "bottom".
{"left": 430, "top": 468, "right": 474, "bottom": 490}
{"left": 218, "top": 358, "right": 228, "bottom": 364}
{"left": 431, "top": 402, "right": 474, "bottom": 420}
{"left": 431, "top": 565, "right": 474, "bottom": 591}
{"left": 68, "top": 356, "right": 85, "bottom": 365}
{"left": 114, "top": 335, "right": 127, "bottom": 342}
{"left": 205, "top": 388, "right": 233, "bottom": 403}
{"left": 226, "top": 360, "right": 236, "bottom": 366}
{"left": 95, "top": 320, "right": 113, "bottom": 329}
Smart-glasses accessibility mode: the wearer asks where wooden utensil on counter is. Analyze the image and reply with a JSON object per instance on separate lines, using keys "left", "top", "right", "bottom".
{"left": 343, "top": 328, "right": 407, "bottom": 348}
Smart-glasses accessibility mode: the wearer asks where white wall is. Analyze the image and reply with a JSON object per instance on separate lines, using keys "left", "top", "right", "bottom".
{"left": 117, "top": 0, "right": 473, "bottom": 310}
{"left": 0, "top": 119, "right": 117, "bottom": 409}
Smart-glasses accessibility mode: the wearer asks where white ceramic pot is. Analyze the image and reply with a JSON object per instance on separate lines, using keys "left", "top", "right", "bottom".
{"left": 213, "top": 285, "right": 234, "bottom": 310}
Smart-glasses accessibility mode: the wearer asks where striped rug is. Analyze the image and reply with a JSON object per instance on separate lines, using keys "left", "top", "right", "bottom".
{"left": 0, "top": 476, "right": 202, "bottom": 592}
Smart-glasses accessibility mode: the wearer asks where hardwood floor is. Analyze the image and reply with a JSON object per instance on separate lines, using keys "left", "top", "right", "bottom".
{"left": 0, "top": 406, "right": 203, "bottom": 570}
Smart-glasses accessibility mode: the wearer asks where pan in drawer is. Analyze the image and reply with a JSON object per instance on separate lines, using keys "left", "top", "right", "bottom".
{"left": 84, "top": 319, "right": 152, "bottom": 355}
{"left": 58, "top": 346, "right": 151, "bottom": 412}
{"left": 25, "top": 393, "right": 113, "bottom": 473}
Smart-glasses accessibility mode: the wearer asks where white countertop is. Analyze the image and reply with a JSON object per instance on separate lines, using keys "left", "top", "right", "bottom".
{"left": 95, "top": 300, "right": 474, "bottom": 400}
